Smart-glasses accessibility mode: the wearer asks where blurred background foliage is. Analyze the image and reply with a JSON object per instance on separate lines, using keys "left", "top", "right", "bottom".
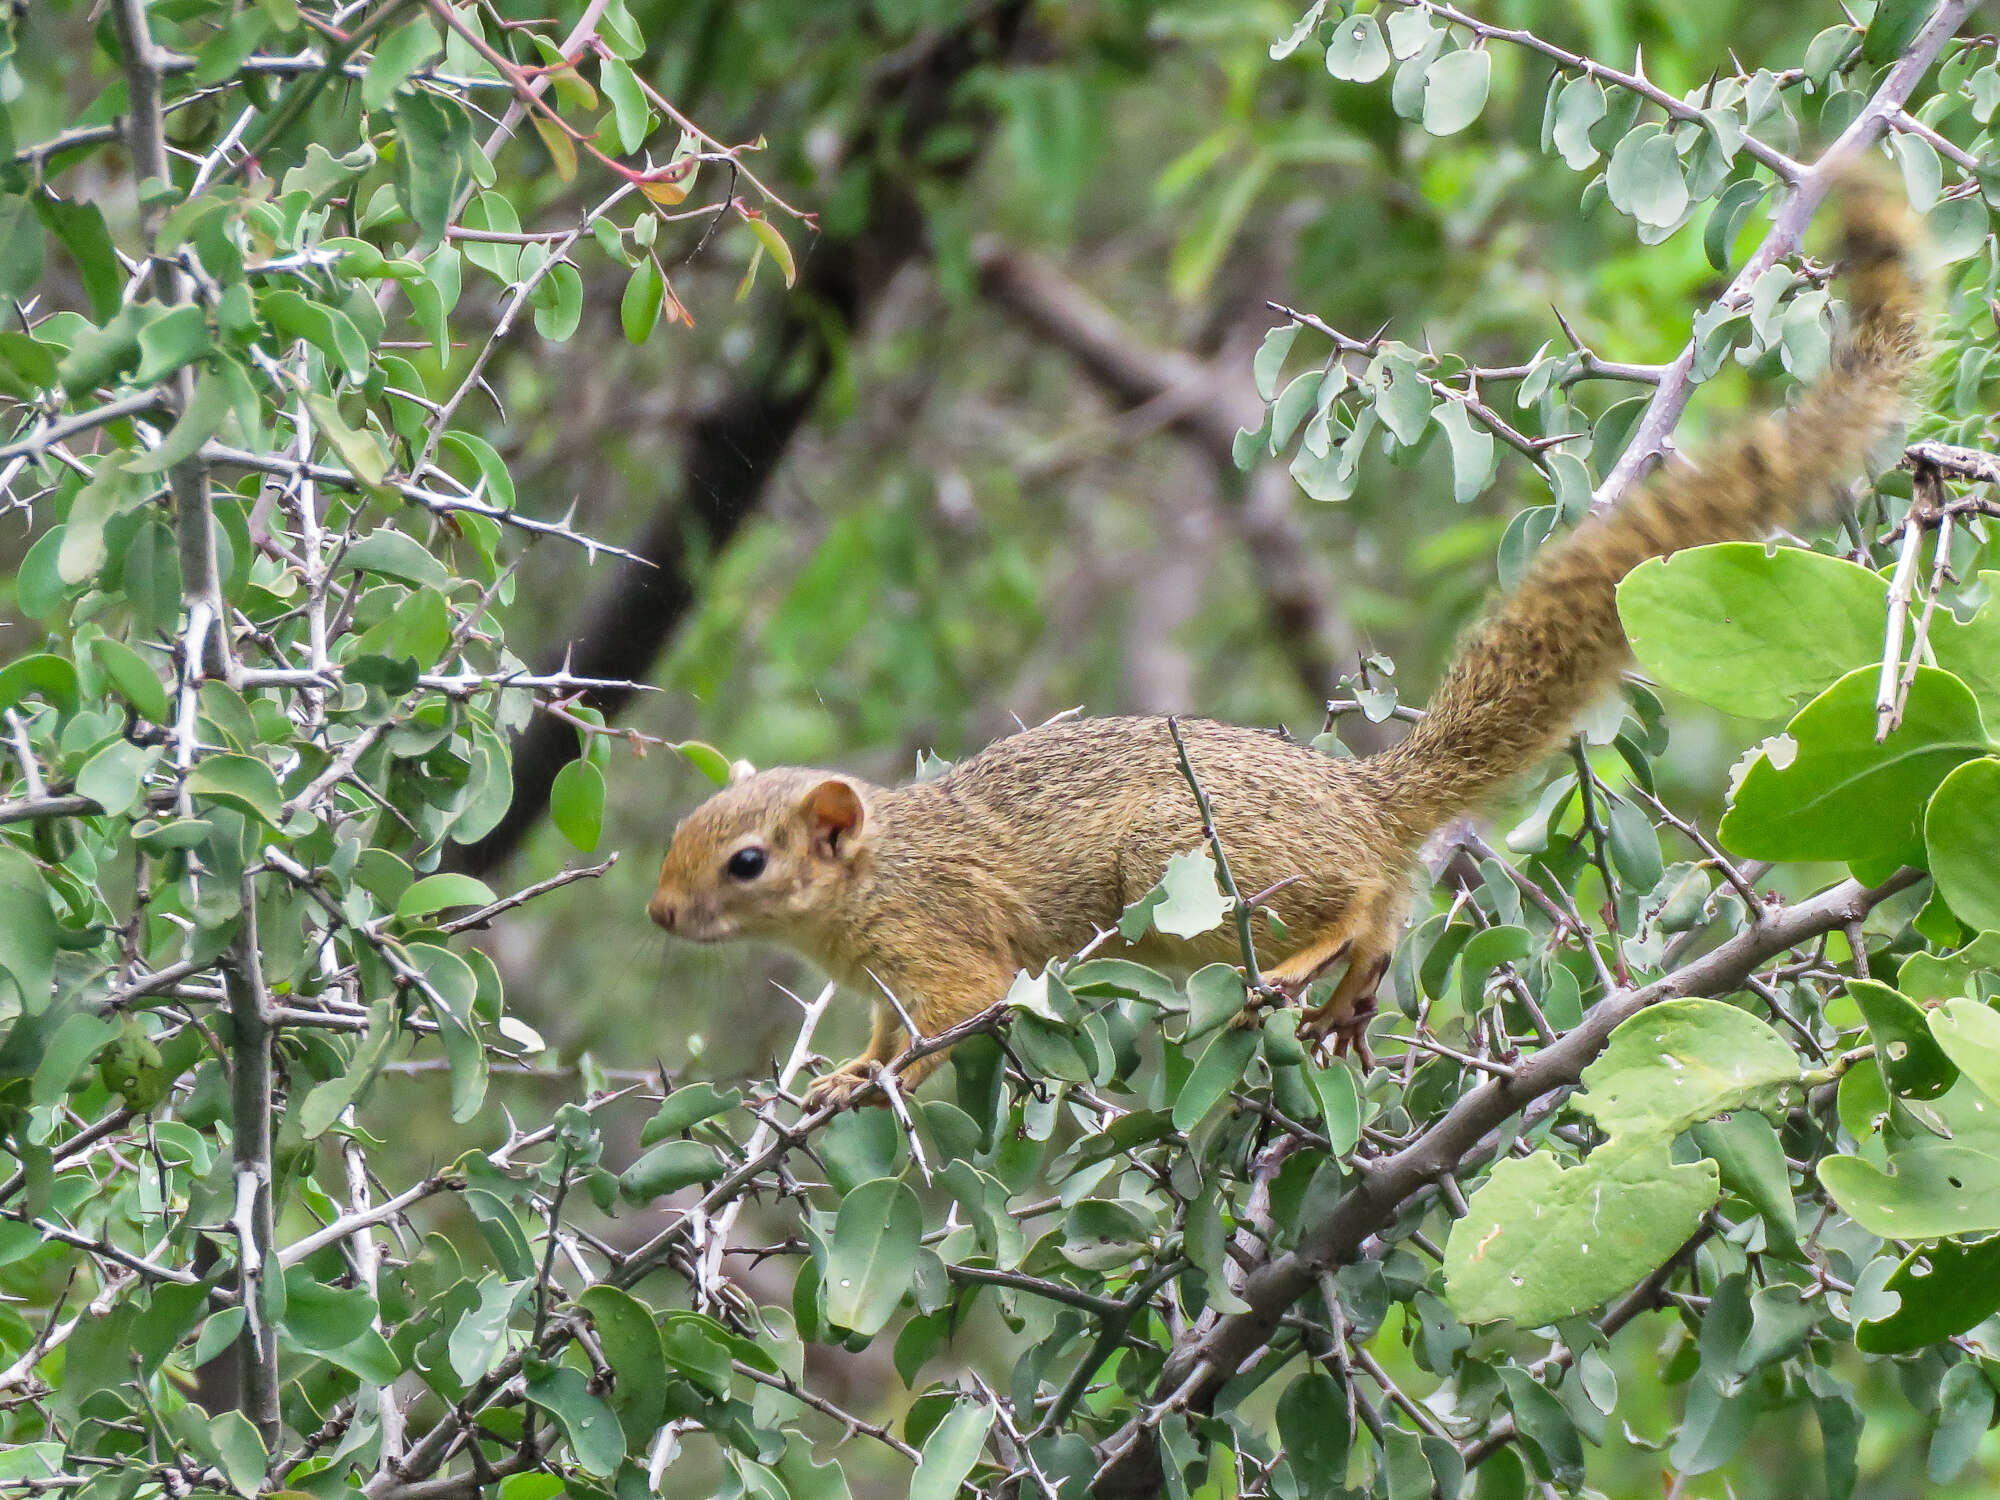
{"left": 8, "top": 0, "right": 1997, "bottom": 1493}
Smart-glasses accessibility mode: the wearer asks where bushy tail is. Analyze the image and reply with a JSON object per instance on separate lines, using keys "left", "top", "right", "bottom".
{"left": 1367, "top": 163, "right": 1928, "bottom": 845}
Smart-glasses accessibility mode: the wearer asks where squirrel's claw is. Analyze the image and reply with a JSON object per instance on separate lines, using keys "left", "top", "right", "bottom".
{"left": 1297, "top": 991, "right": 1378, "bottom": 1070}
{"left": 803, "top": 1058, "right": 885, "bottom": 1113}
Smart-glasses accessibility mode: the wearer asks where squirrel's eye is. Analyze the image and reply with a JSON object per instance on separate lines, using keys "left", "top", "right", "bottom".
{"left": 725, "top": 847, "right": 767, "bottom": 881}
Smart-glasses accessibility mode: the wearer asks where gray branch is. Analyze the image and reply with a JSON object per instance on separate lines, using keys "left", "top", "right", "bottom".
{"left": 1591, "top": 0, "right": 1977, "bottom": 514}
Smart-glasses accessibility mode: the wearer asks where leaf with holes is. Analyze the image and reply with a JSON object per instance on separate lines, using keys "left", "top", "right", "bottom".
{"left": 1850, "top": 979, "right": 1958, "bottom": 1098}
{"left": 1820, "top": 1078, "right": 2000, "bottom": 1237}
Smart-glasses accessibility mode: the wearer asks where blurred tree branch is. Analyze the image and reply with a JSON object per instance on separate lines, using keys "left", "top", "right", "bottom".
{"left": 452, "top": 1, "right": 1034, "bottom": 875}
{"left": 973, "top": 239, "right": 1380, "bottom": 738}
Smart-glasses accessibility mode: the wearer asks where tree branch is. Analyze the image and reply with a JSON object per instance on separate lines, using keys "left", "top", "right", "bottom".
{"left": 973, "top": 239, "right": 1363, "bottom": 714}
{"left": 1590, "top": 0, "right": 1976, "bottom": 514}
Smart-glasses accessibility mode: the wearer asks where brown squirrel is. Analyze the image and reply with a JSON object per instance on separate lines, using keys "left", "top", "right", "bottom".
{"left": 648, "top": 169, "right": 1926, "bottom": 1109}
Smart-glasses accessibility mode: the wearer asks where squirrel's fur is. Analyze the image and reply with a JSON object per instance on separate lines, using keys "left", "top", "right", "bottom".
{"left": 649, "top": 169, "right": 1927, "bottom": 1108}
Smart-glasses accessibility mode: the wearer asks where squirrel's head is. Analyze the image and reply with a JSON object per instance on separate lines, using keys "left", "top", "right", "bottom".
{"left": 648, "top": 768, "right": 874, "bottom": 945}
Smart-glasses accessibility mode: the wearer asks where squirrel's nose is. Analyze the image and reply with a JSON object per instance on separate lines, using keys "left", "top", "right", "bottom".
{"left": 647, "top": 894, "right": 677, "bottom": 931}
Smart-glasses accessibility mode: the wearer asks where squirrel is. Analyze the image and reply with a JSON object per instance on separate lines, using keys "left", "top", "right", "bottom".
{"left": 647, "top": 167, "right": 1926, "bottom": 1110}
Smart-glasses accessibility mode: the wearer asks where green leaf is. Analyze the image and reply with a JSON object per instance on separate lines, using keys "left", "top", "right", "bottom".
{"left": 825, "top": 1177, "right": 920, "bottom": 1336}
{"left": 341, "top": 528, "right": 451, "bottom": 589}
{"left": 304, "top": 393, "right": 390, "bottom": 487}
{"left": 1447, "top": 999, "right": 1797, "bottom": 1325}
{"left": 1434, "top": 397, "right": 1496, "bottom": 503}
{"left": 31, "top": 1013, "right": 114, "bottom": 1111}
{"left": 1575, "top": 999, "right": 1798, "bottom": 1139}
{"left": 0, "top": 654, "right": 78, "bottom": 716}
{"left": 1550, "top": 76, "right": 1607, "bottom": 169}
{"left": 1422, "top": 49, "right": 1491, "bottom": 135}
{"left": 620, "top": 257, "right": 664, "bottom": 343}
{"left": 1171, "top": 1023, "right": 1259, "bottom": 1133}
{"left": 1456, "top": 923, "right": 1531, "bottom": 1014}
{"left": 397, "top": 873, "right": 496, "bottom": 920}
{"left": 0, "top": 332, "right": 59, "bottom": 400}
{"left": 1370, "top": 351, "right": 1432, "bottom": 445}
{"left": 1690, "top": 1111, "right": 1799, "bottom": 1251}
{"left": 121, "top": 519, "right": 183, "bottom": 636}
{"left": 1928, "top": 758, "right": 2000, "bottom": 932}
{"left": 1325, "top": 13, "right": 1391, "bottom": 82}
{"left": 1150, "top": 848, "right": 1230, "bottom": 938}
{"left": 262, "top": 290, "right": 370, "bottom": 383}
{"left": 0, "top": 195, "right": 46, "bottom": 303}
{"left": 1819, "top": 1078, "right": 2000, "bottom": 1237}
{"left": 281, "top": 1268, "right": 377, "bottom": 1352}
{"left": 523, "top": 1364, "right": 624, "bottom": 1477}
{"left": 36, "top": 197, "right": 121, "bottom": 321}
{"left": 1606, "top": 124, "right": 1688, "bottom": 228}
{"left": 618, "top": 1139, "right": 725, "bottom": 1201}
{"left": 910, "top": 1399, "right": 994, "bottom": 1500}
{"left": 1864, "top": 0, "right": 1936, "bottom": 64}
{"left": 1278, "top": 1371, "right": 1352, "bottom": 1493}
{"left": 599, "top": 57, "right": 652, "bottom": 154}
{"left": 1850, "top": 979, "right": 1957, "bottom": 1098}
{"left": 76, "top": 738, "right": 161, "bottom": 818}
{"left": 406, "top": 943, "right": 487, "bottom": 1121}
{"left": 1706, "top": 177, "right": 1770, "bottom": 272}
{"left": 1183, "top": 963, "right": 1246, "bottom": 1039}
{"left": 394, "top": 91, "right": 470, "bottom": 253}
{"left": 639, "top": 1082, "right": 741, "bottom": 1143}
{"left": 550, "top": 759, "right": 605, "bottom": 852}
{"left": 59, "top": 459, "right": 144, "bottom": 585}
{"left": 188, "top": 753, "right": 285, "bottom": 826}
{"left": 1900, "top": 931, "right": 2000, "bottom": 1003}
{"left": 1445, "top": 1137, "right": 1717, "bottom": 1326}
{"left": 1304, "top": 1055, "right": 1361, "bottom": 1153}
{"left": 1719, "top": 667, "right": 1990, "bottom": 865}
{"left": 743, "top": 215, "right": 797, "bottom": 289}
{"left": 1060, "top": 1198, "right": 1155, "bottom": 1270}
{"left": 1253, "top": 323, "right": 1298, "bottom": 401}
{"left": 576, "top": 1285, "right": 667, "bottom": 1447}
{"left": 1929, "top": 998, "right": 2000, "bottom": 1110}
{"left": 532, "top": 261, "right": 584, "bottom": 342}
{"left": 90, "top": 637, "right": 171, "bottom": 724}
{"left": 296, "top": 1000, "right": 399, "bottom": 1137}
{"left": 363, "top": 15, "right": 441, "bottom": 109}
{"left": 1930, "top": 1362, "right": 1993, "bottom": 1484}
{"left": 660, "top": 1311, "right": 734, "bottom": 1396}
{"left": 209, "top": 1411, "right": 267, "bottom": 1498}
{"left": 131, "top": 306, "right": 211, "bottom": 386}
{"left": 1858, "top": 1234, "right": 2000, "bottom": 1353}
{"left": 1618, "top": 544, "right": 1889, "bottom": 720}
{"left": 0, "top": 846, "right": 57, "bottom": 1017}
{"left": 439, "top": 430, "right": 517, "bottom": 511}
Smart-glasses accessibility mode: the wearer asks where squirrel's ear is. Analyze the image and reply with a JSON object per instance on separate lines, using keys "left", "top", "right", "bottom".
{"left": 802, "top": 778, "right": 866, "bottom": 858}
{"left": 727, "top": 758, "right": 757, "bottom": 786}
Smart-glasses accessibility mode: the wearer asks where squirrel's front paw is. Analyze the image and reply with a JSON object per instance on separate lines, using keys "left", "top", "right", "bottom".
{"left": 803, "top": 1058, "right": 882, "bottom": 1112}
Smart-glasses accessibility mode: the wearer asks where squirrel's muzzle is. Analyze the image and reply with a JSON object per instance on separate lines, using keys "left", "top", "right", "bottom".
{"left": 646, "top": 893, "right": 677, "bottom": 932}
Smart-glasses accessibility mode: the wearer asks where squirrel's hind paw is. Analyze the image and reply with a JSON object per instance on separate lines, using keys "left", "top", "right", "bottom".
{"left": 1297, "top": 981, "right": 1384, "bottom": 1070}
